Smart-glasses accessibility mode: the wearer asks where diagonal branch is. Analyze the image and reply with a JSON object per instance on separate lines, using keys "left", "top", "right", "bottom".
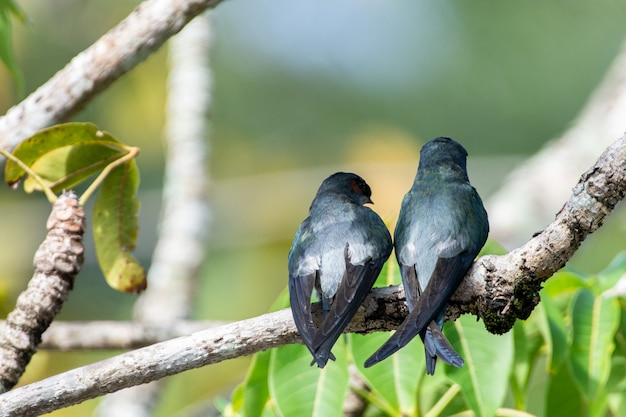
{"left": 2, "top": 134, "right": 626, "bottom": 415}
{"left": 0, "top": 0, "right": 222, "bottom": 150}
{"left": 0, "top": 290, "right": 405, "bottom": 417}
{"left": 449, "top": 133, "right": 626, "bottom": 333}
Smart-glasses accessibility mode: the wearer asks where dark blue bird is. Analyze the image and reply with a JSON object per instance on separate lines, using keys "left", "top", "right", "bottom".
{"left": 289, "top": 172, "right": 393, "bottom": 368}
{"left": 364, "top": 137, "right": 489, "bottom": 374}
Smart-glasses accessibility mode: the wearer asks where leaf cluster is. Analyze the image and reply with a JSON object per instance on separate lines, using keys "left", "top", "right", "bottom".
{"left": 219, "top": 251, "right": 626, "bottom": 417}
{"left": 2, "top": 122, "right": 145, "bottom": 293}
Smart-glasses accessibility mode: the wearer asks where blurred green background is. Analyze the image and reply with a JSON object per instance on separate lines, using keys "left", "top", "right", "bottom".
{"left": 1, "top": 0, "right": 626, "bottom": 415}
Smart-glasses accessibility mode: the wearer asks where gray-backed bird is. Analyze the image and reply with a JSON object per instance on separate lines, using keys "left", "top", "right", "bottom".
{"left": 289, "top": 172, "right": 392, "bottom": 368}
{"left": 364, "top": 137, "right": 489, "bottom": 374}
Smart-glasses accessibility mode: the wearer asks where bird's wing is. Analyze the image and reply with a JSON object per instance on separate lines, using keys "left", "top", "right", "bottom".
{"left": 288, "top": 270, "right": 318, "bottom": 356}
{"left": 409, "top": 250, "right": 470, "bottom": 329}
{"left": 311, "top": 245, "right": 386, "bottom": 368}
{"left": 364, "top": 254, "right": 469, "bottom": 367}
{"left": 400, "top": 264, "right": 420, "bottom": 311}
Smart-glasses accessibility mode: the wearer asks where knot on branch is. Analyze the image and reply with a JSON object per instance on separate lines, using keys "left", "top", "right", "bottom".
{"left": 447, "top": 254, "right": 543, "bottom": 335}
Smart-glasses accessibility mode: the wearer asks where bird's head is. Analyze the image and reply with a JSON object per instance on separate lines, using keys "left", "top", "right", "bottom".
{"left": 417, "top": 137, "right": 469, "bottom": 181}
{"left": 317, "top": 172, "right": 374, "bottom": 206}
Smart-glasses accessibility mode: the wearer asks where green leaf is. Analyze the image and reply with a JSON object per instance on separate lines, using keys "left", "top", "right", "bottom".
{"left": 445, "top": 315, "right": 514, "bottom": 417}
{"left": 595, "top": 251, "right": 626, "bottom": 293}
{"left": 478, "top": 239, "right": 508, "bottom": 256}
{"left": 537, "top": 293, "right": 568, "bottom": 373}
{"left": 568, "top": 288, "right": 620, "bottom": 402}
{"left": 374, "top": 258, "right": 401, "bottom": 287}
{"left": 25, "top": 144, "right": 126, "bottom": 193}
{"left": 510, "top": 321, "right": 529, "bottom": 408}
{"left": 606, "top": 356, "right": 626, "bottom": 417}
{"left": 542, "top": 270, "right": 588, "bottom": 298}
{"left": 0, "top": 1, "right": 24, "bottom": 88}
{"left": 93, "top": 159, "right": 146, "bottom": 293}
{"left": 270, "top": 287, "right": 290, "bottom": 311}
{"left": 232, "top": 350, "right": 275, "bottom": 417}
{"left": 269, "top": 339, "right": 349, "bottom": 417}
{"left": 5, "top": 122, "right": 127, "bottom": 193}
{"left": 350, "top": 332, "right": 424, "bottom": 416}
{"left": 545, "top": 364, "right": 585, "bottom": 417}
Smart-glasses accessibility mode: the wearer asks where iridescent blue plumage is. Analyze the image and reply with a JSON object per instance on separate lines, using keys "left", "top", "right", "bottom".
{"left": 364, "top": 137, "right": 489, "bottom": 374}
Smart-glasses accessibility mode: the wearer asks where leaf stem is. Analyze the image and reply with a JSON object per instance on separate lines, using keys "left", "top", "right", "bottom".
{"left": 424, "top": 383, "right": 460, "bottom": 417}
{"left": 79, "top": 146, "right": 139, "bottom": 206}
{"left": 0, "top": 149, "right": 57, "bottom": 203}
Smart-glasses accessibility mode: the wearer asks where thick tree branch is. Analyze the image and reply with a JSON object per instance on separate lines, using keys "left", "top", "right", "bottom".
{"left": 0, "top": 287, "right": 405, "bottom": 417}
{"left": 0, "top": 0, "right": 222, "bottom": 150}
{"left": 1, "top": 134, "right": 625, "bottom": 414}
{"left": 448, "top": 134, "right": 626, "bottom": 333}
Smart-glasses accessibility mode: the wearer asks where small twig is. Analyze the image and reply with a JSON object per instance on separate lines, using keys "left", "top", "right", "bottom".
{"left": 0, "top": 149, "right": 57, "bottom": 203}
{"left": 79, "top": 146, "right": 139, "bottom": 205}
{"left": 424, "top": 384, "right": 461, "bottom": 417}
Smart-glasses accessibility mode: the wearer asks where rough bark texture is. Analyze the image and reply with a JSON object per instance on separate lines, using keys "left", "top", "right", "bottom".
{"left": 1, "top": 135, "right": 624, "bottom": 414}
{"left": 0, "top": 286, "right": 404, "bottom": 416}
{"left": 0, "top": 320, "right": 221, "bottom": 351}
{"left": 0, "top": 0, "right": 223, "bottom": 151}
{"left": 447, "top": 134, "right": 626, "bottom": 333}
{"left": 0, "top": 192, "right": 85, "bottom": 393}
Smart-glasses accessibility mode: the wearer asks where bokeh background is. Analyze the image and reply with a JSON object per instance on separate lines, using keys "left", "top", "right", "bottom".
{"left": 1, "top": 0, "right": 626, "bottom": 415}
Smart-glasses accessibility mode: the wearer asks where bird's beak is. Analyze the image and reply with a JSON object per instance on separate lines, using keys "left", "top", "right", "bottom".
{"left": 366, "top": 197, "right": 374, "bottom": 204}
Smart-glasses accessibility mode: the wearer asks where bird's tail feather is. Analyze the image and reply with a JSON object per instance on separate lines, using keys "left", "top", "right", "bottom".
{"left": 422, "top": 321, "right": 463, "bottom": 375}
{"left": 309, "top": 350, "right": 336, "bottom": 368}
{"left": 363, "top": 312, "right": 422, "bottom": 367}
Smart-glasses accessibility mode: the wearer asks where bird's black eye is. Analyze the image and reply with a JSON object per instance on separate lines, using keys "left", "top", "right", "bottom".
{"left": 351, "top": 178, "right": 372, "bottom": 198}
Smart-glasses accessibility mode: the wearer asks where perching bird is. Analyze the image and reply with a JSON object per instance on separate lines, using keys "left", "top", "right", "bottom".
{"left": 364, "top": 137, "right": 489, "bottom": 374}
{"left": 289, "top": 172, "right": 392, "bottom": 368}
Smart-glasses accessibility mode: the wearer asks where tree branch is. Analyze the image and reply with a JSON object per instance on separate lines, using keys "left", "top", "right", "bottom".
{"left": 0, "top": 192, "right": 85, "bottom": 393}
{"left": 448, "top": 134, "right": 626, "bottom": 333}
{"left": 0, "top": 320, "right": 223, "bottom": 351}
{"left": 0, "top": 288, "right": 406, "bottom": 417}
{"left": 0, "top": 0, "right": 222, "bottom": 151}
{"left": 1, "top": 134, "right": 625, "bottom": 415}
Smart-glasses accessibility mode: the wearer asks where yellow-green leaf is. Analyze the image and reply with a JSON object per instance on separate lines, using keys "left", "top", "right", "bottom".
{"left": 350, "top": 332, "right": 424, "bottom": 416}
{"left": 5, "top": 122, "right": 126, "bottom": 192}
{"left": 93, "top": 158, "right": 146, "bottom": 293}
{"left": 446, "top": 315, "right": 514, "bottom": 417}
{"left": 568, "top": 288, "right": 620, "bottom": 401}
{"left": 269, "top": 339, "right": 349, "bottom": 417}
